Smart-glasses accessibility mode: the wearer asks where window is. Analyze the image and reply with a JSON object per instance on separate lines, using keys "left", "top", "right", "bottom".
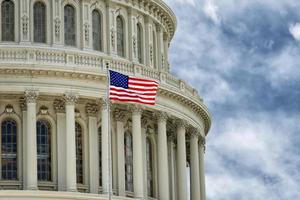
{"left": 98, "top": 126, "right": 102, "bottom": 186}
{"left": 117, "top": 16, "right": 125, "bottom": 57}
{"left": 124, "top": 131, "right": 133, "bottom": 192}
{"left": 33, "top": 2, "right": 46, "bottom": 43}
{"left": 137, "top": 23, "right": 142, "bottom": 63}
{"left": 64, "top": 5, "right": 76, "bottom": 46}
{"left": 146, "top": 138, "right": 154, "bottom": 197}
{"left": 1, "top": 0, "right": 14, "bottom": 41}
{"left": 1, "top": 119, "right": 17, "bottom": 180}
{"left": 75, "top": 122, "right": 83, "bottom": 184}
{"left": 36, "top": 120, "right": 51, "bottom": 181}
{"left": 92, "top": 10, "right": 102, "bottom": 51}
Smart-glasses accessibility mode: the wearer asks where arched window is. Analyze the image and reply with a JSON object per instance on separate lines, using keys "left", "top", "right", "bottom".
{"left": 146, "top": 138, "right": 154, "bottom": 197}
{"left": 117, "top": 16, "right": 125, "bottom": 57}
{"left": 1, "top": 0, "right": 14, "bottom": 41}
{"left": 33, "top": 2, "right": 46, "bottom": 43}
{"left": 98, "top": 126, "right": 102, "bottom": 186}
{"left": 64, "top": 4, "right": 76, "bottom": 46}
{"left": 124, "top": 131, "right": 133, "bottom": 192}
{"left": 36, "top": 120, "right": 51, "bottom": 181}
{"left": 75, "top": 122, "right": 83, "bottom": 184}
{"left": 152, "top": 31, "right": 157, "bottom": 68}
{"left": 92, "top": 10, "right": 102, "bottom": 51}
{"left": 1, "top": 119, "right": 17, "bottom": 180}
{"left": 137, "top": 23, "right": 142, "bottom": 63}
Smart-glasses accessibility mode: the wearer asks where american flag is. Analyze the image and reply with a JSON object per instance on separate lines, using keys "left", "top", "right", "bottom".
{"left": 109, "top": 70, "right": 159, "bottom": 106}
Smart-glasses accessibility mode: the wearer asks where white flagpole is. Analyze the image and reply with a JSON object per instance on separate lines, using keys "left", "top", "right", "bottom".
{"left": 106, "top": 65, "right": 112, "bottom": 200}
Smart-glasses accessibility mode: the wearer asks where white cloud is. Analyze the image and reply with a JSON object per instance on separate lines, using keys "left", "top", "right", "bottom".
{"left": 289, "top": 23, "right": 300, "bottom": 41}
{"left": 164, "top": 0, "right": 196, "bottom": 6}
{"left": 203, "top": 0, "right": 221, "bottom": 24}
{"left": 206, "top": 112, "right": 300, "bottom": 200}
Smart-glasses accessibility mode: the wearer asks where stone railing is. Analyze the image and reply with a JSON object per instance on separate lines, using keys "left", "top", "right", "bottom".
{"left": 0, "top": 46, "right": 202, "bottom": 104}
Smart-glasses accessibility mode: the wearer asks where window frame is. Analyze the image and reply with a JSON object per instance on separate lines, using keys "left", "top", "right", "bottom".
{"left": 116, "top": 15, "right": 125, "bottom": 58}
{"left": 1, "top": 0, "right": 15, "bottom": 42}
{"left": 63, "top": 3, "right": 77, "bottom": 47}
{"left": 92, "top": 9, "right": 103, "bottom": 52}
{"left": 32, "top": 1, "right": 47, "bottom": 43}
{"left": 36, "top": 119, "right": 52, "bottom": 182}
{"left": 124, "top": 130, "right": 134, "bottom": 193}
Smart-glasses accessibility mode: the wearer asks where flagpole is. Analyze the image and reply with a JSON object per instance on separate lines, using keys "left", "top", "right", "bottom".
{"left": 106, "top": 65, "right": 112, "bottom": 200}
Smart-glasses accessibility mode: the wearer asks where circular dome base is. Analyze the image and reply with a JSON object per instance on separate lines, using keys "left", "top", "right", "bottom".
{"left": 0, "top": 190, "right": 137, "bottom": 200}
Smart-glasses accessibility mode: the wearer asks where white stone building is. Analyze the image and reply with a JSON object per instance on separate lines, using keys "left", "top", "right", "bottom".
{"left": 0, "top": 0, "right": 211, "bottom": 199}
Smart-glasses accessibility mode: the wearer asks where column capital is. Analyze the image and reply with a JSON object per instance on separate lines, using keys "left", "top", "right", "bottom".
{"left": 24, "top": 89, "right": 39, "bottom": 103}
{"left": 114, "top": 109, "right": 127, "bottom": 122}
{"left": 128, "top": 105, "right": 143, "bottom": 115}
{"left": 155, "top": 111, "right": 168, "bottom": 122}
{"left": 199, "top": 136, "right": 206, "bottom": 153}
{"left": 176, "top": 119, "right": 188, "bottom": 129}
{"left": 53, "top": 99, "right": 65, "bottom": 113}
{"left": 189, "top": 127, "right": 200, "bottom": 139}
{"left": 100, "top": 99, "right": 112, "bottom": 110}
{"left": 64, "top": 92, "right": 78, "bottom": 105}
{"left": 86, "top": 103, "right": 99, "bottom": 117}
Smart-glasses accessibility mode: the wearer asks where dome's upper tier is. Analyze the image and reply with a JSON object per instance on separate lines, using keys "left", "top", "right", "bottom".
{"left": 0, "top": 0, "right": 176, "bottom": 71}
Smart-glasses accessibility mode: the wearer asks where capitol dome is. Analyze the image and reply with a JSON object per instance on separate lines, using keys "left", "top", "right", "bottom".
{"left": 0, "top": 0, "right": 211, "bottom": 200}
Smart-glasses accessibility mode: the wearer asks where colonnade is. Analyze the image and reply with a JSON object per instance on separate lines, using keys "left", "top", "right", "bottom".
{"left": 22, "top": 89, "right": 206, "bottom": 200}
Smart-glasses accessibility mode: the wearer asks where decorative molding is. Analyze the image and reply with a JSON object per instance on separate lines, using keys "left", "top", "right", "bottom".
{"left": 53, "top": 99, "right": 65, "bottom": 113}
{"left": 85, "top": 103, "right": 99, "bottom": 117}
{"left": 4, "top": 104, "right": 15, "bottom": 114}
{"left": 176, "top": 119, "right": 188, "bottom": 129}
{"left": 24, "top": 89, "right": 39, "bottom": 103}
{"left": 63, "top": 92, "right": 79, "bottom": 105}
{"left": 155, "top": 111, "right": 168, "bottom": 122}
{"left": 19, "top": 98, "right": 26, "bottom": 111}
{"left": 22, "top": 15, "right": 29, "bottom": 38}
{"left": 128, "top": 105, "right": 143, "bottom": 115}
{"left": 39, "top": 105, "right": 49, "bottom": 115}
{"left": 114, "top": 109, "right": 126, "bottom": 122}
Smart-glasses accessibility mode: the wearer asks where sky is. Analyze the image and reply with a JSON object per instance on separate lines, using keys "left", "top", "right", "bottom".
{"left": 163, "top": 0, "right": 300, "bottom": 199}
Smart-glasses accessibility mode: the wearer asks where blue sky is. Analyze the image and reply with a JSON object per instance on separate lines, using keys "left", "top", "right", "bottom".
{"left": 164, "top": 0, "right": 300, "bottom": 199}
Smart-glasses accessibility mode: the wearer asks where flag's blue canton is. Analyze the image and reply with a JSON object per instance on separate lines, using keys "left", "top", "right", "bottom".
{"left": 110, "top": 70, "right": 129, "bottom": 89}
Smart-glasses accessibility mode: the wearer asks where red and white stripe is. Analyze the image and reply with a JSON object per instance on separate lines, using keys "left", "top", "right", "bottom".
{"left": 109, "top": 77, "right": 159, "bottom": 106}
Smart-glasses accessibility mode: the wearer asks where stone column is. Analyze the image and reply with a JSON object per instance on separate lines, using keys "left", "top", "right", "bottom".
{"left": 101, "top": 100, "right": 110, "bottom": 194}
{"left": 54, "top": 99, "right": 67, "bottom": 191}
{"left": 199, "top": 136, "right": 206, "bottom": 200}
{"left": 86, "top": 103, "right": 100, "bottom": 194}
{"left": 157, "top": 112, "right": 170, "bottom": 200}
{"left": 115, "top": 110, "right": 126, "bottom": 196}
{"left": 176, "top": 120, "right": 187, "bottom": 200}
{"left": 64, "top": 92, "right": 78, "bottom": 192}
{"left": 24, "top": 90, "right": 38, "bottom": 190}
{"left": 190, "top": 131, "right": 200, "bottom": 200}
{"left": 168, "top": 136, "right": 177, "bottom": 200}
{"left": 131, "top": 105, "right": 144, "bottom": 198}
